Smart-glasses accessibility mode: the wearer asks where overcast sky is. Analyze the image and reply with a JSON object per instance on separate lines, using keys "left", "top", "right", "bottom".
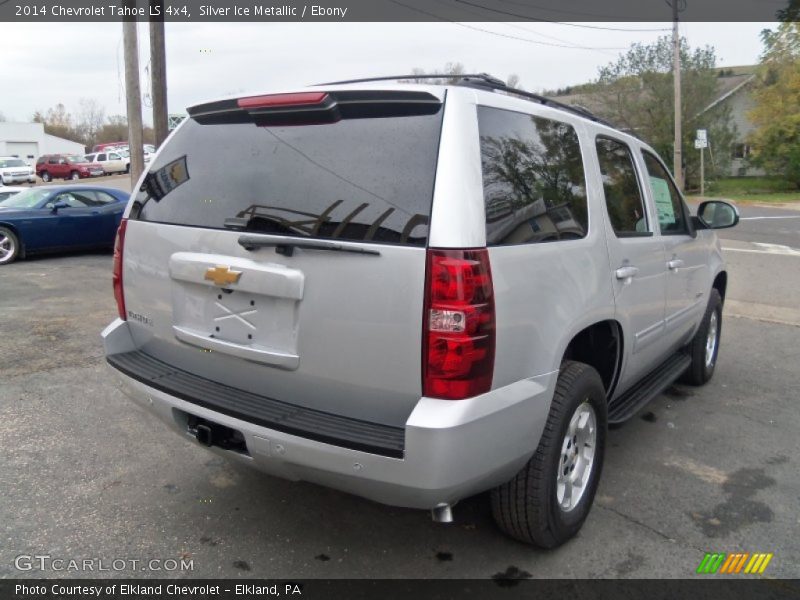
{"left": 3, "top": 21, "right": 775, "bottom": 125}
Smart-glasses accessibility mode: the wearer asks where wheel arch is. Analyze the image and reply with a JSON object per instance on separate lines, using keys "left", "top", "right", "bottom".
{"left": 712, "top": 270, "right": 727, "bottom": 304}
{"left": 561, "top": 319, "right": 623, "bottom": 400}
{"left": 0, "top": 221, "right": 25, "bottom": 258}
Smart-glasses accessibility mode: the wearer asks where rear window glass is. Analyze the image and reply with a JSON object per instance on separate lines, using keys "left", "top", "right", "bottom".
{"left": 132, "top": 109, "right": 444, "bottom": 246}
{"left": 477, "top": 106, "right": 588, "bottom": 246}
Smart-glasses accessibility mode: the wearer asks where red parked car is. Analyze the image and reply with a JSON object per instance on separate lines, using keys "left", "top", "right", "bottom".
{"left": 36, "top": 154, "right": 105, "bottom": 182}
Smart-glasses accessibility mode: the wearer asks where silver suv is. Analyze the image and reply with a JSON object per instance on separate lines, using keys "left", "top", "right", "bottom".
{"left": 103, "top": 74, "right": 738, "bottom": 548}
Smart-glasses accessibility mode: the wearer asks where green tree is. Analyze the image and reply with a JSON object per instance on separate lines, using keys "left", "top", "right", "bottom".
{"left": 591, "top": 36, "right": 735, "bottom": 189}
{"left": 749, "top": 2, "right": 800, "bottom": 188}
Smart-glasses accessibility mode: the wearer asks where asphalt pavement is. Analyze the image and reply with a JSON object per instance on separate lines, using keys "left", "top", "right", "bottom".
{"left": 1, "top": 189, "right": 798, "bottom": 580}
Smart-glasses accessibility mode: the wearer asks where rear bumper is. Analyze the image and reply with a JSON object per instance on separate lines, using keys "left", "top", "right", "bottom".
{"left": 102, "top": 319, "right": 556, "bottom": 509}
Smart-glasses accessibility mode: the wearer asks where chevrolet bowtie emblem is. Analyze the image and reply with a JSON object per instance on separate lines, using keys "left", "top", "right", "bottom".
{"left": 204, "top": 265, "right": 242, "bottom": 287}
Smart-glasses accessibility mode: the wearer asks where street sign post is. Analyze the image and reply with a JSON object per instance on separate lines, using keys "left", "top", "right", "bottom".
{"left": 695, "top": 132, "right": 708, "bottom": 196}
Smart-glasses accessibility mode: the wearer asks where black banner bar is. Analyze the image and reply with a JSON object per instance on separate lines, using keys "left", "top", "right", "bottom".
{"left": 0, "top": 0, "right": 792, "bottom": 22}
{"left": 2, "top": 579, "right": 800, "bottom": 600}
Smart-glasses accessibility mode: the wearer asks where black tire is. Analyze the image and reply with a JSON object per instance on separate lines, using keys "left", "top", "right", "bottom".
{"left": 0, "top": 226, "right": 20, "bottom": 265}
{"left": 680, "top": 289, "right": 722, "bottom": 386}
{"left": 40, "top": 171, "right": 51, "bottom": 182}
{"left": 125, "top": 164, "right": 130, "bottom": 174}
{"left": 70, "top": 171, "right": 80, "bottom": 181}
{"left": 491, "top": 361, "right": 607, "bottom": 548}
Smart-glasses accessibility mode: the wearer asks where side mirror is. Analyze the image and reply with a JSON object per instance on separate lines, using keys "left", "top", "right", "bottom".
{"left": 50, "top": 200, "right": 69, "bottom": 213}
{"left": 696, "top": 200, "right": 739, "bottom": 230}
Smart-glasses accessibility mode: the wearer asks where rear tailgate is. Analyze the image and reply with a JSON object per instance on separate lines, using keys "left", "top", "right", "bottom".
{"left": 120, "top": 88, "right": 445, "bottom": 428}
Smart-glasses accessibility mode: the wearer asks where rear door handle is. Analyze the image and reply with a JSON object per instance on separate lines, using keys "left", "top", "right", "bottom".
{"left": 668, "top": 259, "right": 684, "bottom": 270}
{"left": 615, "top": 266, "right": 639, "bottom": 280}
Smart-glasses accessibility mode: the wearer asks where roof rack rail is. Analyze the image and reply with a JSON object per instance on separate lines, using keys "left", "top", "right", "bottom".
{"left": 315, "top": 73, "right": 501, "bottom": 86}
{"left": 455, "top": 74, "right": 614, "bottom": 127}
{"left": 315, "top": 73, "right": 614, "bottom": 127}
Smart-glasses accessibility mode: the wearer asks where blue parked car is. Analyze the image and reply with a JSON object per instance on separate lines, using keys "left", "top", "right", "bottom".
{"left": 0, "top": 185, "right": 129, "bottom": 265}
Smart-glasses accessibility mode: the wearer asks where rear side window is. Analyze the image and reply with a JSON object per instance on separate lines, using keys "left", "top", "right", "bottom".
{"left": 596, "top": 137, "right": 649, "bottom": 237}
{"left": 641, "top": 151, "right": 688, "bottom": 235}
{"left": 478, "top": 106, "right": 588, "bottom": 245}
{"left": 132, "top": 106, "right": 444, "bottom": 247}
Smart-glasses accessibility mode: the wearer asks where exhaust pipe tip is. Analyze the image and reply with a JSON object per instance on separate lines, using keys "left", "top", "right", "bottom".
{"left": 431, "top": 503, "right": 454, "bottom": 524}
{"left": 195, "top": 424, "right": 213, "bottom": 447}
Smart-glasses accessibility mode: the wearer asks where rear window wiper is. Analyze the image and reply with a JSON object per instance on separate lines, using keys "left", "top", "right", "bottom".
{"left": 237, "top": 234, "right": 380, "bottom": 257}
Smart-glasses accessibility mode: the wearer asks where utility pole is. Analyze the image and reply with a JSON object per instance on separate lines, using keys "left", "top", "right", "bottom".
{"left": 149, "top": 0, "right": 169, "bottom": 148}
{"left": 123, "top": 14, "right": 145, "bottom": 183}
{"left": 700, "top": 146, "right": 704, "bottom": 196}
{"left": 672, "top": 0, "right": 684, "bottom": 191}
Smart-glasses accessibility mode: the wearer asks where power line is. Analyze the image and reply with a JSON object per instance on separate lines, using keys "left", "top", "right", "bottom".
{"left": 429, "top": 0, "right": 625, "bottom": 54}
{"left": 454, "top": 0, "right": 673, "bottom": 31}
{"left": 388, "top": 0, "right": 629, "bottom": 51}
{"left": 496, "top": 0, "right": 674, "bottom": 23}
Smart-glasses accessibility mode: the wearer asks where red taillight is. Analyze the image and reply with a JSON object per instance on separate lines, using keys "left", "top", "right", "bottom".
{"left": 423, "top": 248, "right": 495, "bottom": 400}
{"left": 112, "top": 218, "right": 127, "bottom": 321}
{"left": 237, "top": 92, "right": 328, "bottom": 109}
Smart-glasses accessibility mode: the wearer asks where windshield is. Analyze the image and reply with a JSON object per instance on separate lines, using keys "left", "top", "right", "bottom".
{"left": 0, "top": 188, "right": 52, "bottom": 208}
{"left": 0, "top": 158, "right": 27, "bottom": 168}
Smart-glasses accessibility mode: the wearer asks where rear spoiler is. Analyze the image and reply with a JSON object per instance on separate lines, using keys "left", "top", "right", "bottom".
{"left": 187, "top": 90, "right": 443, "bottom": 126}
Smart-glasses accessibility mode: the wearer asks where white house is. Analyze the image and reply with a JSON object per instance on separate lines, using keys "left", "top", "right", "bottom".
{"left": 0, "top": 122, "right": 85, "bottom": 165}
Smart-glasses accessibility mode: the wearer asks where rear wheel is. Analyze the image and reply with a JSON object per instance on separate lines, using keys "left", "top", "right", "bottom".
{"left": 70, "top": 171, "right": 80, "bottom": 181}
{"left": 40, "top": 171, "right": 51, "bottom": 182}
{"left": 681, "top": 289, "right": 722, "bottom": 386}
{"left": 0, "top": 227, "right": 20, "bottom": 265}
{"left": 491, "top": 361, "right": 607, "bottom": 548}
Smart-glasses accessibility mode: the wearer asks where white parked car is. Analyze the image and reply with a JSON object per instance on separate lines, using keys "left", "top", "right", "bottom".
{"left": 0, "top": 186, "right": 27, "bottom": 202}
{"left": 115, "top": 146, "right": 152, "bottom": 163}
{"left": 85, "top": 151, "right": 130, "bottom": 175}
{"left": 0, "top": 157, "right": 36, "bottom": 185}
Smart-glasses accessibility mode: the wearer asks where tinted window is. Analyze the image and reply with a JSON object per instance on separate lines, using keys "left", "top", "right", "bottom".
{"left": 55, "top": 193, "right": 90, "bottom": 208}
{"left": 86, "top": 191, "right": 118, "bottom": 205}
{"left": 97, "top": 154, "right": 107, "bottom": 161}
{"left": 132, "top": 110, "right": 444, "bottom": 247}
{"left": 596, "top": 137, "right": 649, "bottom": 236}
{"left": 642, "top": 151, "right": 688, "bottom": 234}
{"left": 478, "top": 106, "right": 588, "bottom": 245}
